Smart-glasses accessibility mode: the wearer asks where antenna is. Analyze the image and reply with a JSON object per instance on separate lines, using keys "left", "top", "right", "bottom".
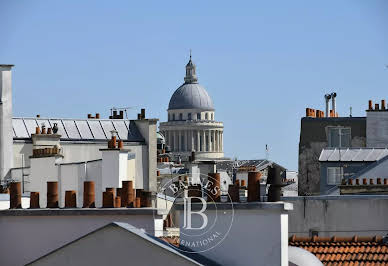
{"left": 110, "top": 106, "right": 138, "bottom": 119}
{"left": 265, "top": 144, "right": 269, "bottom": 160}
{"left": 349, "top": 106, "right": 352, "bottom": 117}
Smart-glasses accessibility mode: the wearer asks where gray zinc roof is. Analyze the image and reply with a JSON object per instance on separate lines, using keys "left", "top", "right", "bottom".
{"left": 168, "top": 83, "right": 214, "bottom": 111}
{"left": 12, "top": 117, "right": 144, "bottom": 142}
{"left": 319, "top": 148, "right": 388, "bottom": 162}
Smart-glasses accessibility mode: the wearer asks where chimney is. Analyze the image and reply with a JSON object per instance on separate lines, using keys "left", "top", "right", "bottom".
{"left": 331, "top": 92, "right": 337, "bottom": 116}
{"left": 9, "top": 182, "right": 22, "bottom": 209}
{"left": 375, "top": 103, "right": 380, "bottom": 110}
{"left": 47, "top": 182, "right": 59, "bottom": 208}
{"left": 141, "top": 191, "right": 152, "bottom": 207}
{"left": 135, "top": 197, "right": 141, "bottom": 208}
{"left": 0, "top": 65, "right": 14, "bottom": 182}
{"left": 207, "top": 173, "right": 221, "bottom": 202}
{"left": 382, "top": 100, "right": 386, "bottom": 110}
{"left": 267, "top": 166, "right": 282, "bottom": 202}
{"left": 30, "top": 192, "right": 40, "bottom": 209}
{"left": 114, "top": 196, "right": 121, "bottom": 208}
{"left": 368, "top": 100, "right": 373, "bottom": 110}
{"left": 102, "top": 191, "right": 114, "bottom": 208}
{"left": 228, "top": 184, "right": 239, "bottom": 202}
{"left": 83, "top": 181, "right": 95, "bottom": 208}
{"left": 121, "top": 181, "right": 134, "bottom": 207}
{"left": 247, "top": 172, "right": 261, "bottom": 202}
{"left": 119, "top": 111, "right": 124, "bottom": 119}
{"left": 65, "top": 190, "right": 76, "bottom": 208}
{"left": 141, "top": 108, "right": 146, "bottom": 119}
{"left": 95, "top": 113, "right": 100, "bottom": 119}
{"left": 324, "top": 94, "right": 331, "bottom": 117}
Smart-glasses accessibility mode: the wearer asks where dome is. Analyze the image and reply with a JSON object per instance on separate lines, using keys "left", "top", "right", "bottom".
{"left": 168, "top": 55, "right": 214, "bottom": 111}
{"left": 168, "top": 83, "right": 214, "bottom": 111}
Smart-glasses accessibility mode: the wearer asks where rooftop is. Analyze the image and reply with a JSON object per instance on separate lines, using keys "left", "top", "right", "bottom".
{"left": 289, "top": 235, "right": 388, "bottom": 265}
{"left": 12, "top": 117, "right": 144, "bottom": 142}
{"left": 319, "top": 148, "right": 388, "bottom": 162}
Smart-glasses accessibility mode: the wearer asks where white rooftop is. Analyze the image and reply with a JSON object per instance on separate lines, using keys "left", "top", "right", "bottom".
{"left": 319, "top": 148, "right": 388, "bottom": 162}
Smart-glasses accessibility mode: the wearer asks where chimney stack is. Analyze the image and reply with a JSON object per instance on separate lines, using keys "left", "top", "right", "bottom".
{"left": 30, "top": 192, "right": 40, "bottom": 209}
{"left": 83, "top": 181, "right": 95, "bottom": 208}
{"left": 10, "top": 182, "right": 22, "bottom": 209}
{"left": 247, "top": 172, "right": 261, "bottom": 202}
{"left": 331, "top": 92, "right": 337, "bottom": 116}
{"left": 368, "top": 100, "right": 373, "bottom": 110}
{"left": 141, "top": 108, "right": 146, "bottom": 119}
{"left": 324, "top": 94, "right": 331, "bottom": 117}
{"left": 267, "top": 166, "right": 282, "bottom": 202}
{"left": 0, "top": 65, "right": 14, "bottom": 182}
{"left": 65, "top": 190, "right": 76, "bottom": 208}
{"left": 208, "top": 173, "right": 221, "bottom": 202}
{"left": 47, "top": 182, "right": 59, "bottom": 208}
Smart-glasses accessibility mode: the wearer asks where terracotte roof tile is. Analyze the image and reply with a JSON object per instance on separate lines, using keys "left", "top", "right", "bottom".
{"left": 289, "top": 235, "right": 388, "bottom": 265}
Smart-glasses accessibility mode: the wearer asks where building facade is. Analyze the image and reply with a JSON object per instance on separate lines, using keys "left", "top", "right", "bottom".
{"left": 159, "top": 56, "right": 224, "bottom": 160}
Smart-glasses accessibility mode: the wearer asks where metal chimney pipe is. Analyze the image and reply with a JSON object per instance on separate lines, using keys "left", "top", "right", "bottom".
{"left": 267, "top": 166, "right": 282, "bottom": 202}
{"left": 331, "top": 92, "right": 337, "bottom": 116}
{"left": 324, "top": 94, "right": 331, "bottom": 117}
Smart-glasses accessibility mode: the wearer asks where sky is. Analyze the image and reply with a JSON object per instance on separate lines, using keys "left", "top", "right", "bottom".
{"left": 1, "top": 0, "right": 387, "bottom": 170}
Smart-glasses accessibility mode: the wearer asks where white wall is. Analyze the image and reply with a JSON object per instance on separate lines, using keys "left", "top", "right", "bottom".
{"left": 29, "top": 156, "right": 62, "bottom": 207}
{"left": 176, "top": 203, "right": 291, "bottom": 266}
{"left": 0, "top": 66, "right": 14, "bottom": 181}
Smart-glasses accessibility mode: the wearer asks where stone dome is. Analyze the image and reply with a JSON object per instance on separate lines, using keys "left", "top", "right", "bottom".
{"left": 168, "top": 56, "right": 214, "bottom": 111}
{"left": 168, "top": 83, "right": 214, "bottom": 111}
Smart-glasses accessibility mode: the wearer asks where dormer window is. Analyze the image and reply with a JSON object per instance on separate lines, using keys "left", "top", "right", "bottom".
{"left": 172, "top": 114, "right": 175, "bottom": 121}
{"left": 179, "top": 113, "right": 183, "bottom": 120}
{"left": 197, "top": 113, "right": 201, "bottom": 120}
{"left": 188, "top": 113, "right": 192, "bottom": 120}
{"left": 205, "top": 113, "right": 208, "bottom": 120}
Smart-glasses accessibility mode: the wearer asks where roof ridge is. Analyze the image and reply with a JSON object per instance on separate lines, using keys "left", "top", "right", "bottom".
{"left": 289, "top": 235, "right": 384, "bottom": 243}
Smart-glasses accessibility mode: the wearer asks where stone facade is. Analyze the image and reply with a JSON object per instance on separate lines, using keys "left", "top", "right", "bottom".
{"left": 159, "top": 56, "right": 224, "bottom": 160}
{"left": 298, "top": 117, "right": 366, "bottom": 195}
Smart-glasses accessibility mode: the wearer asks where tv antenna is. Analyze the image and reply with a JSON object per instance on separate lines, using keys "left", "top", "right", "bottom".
{"left": 110, "top": 106, "right": 138, "bottom": 119}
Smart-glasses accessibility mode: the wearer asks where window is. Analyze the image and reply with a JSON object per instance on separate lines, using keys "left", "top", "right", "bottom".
{"left": 188, "top": 113, "right": 192, "bottom": 120}
{"left": 328, "top": 127, "right": 351, "bottom": 148}
{"left": 205, "top": 113, "right": 208, "bottom": 120}
{"left": 197, "top": 113, "right": 201, "bottom": 120}
{"left": 179, "top": 113, "right": 183, "bottom": 120}
{"left": 327, "top": 167, "right": 343, "bottom": 185}
{"left": 172, "top": 114, "right": 175, "bottom": 121}
{"left": 211, "top": 113, "right": 214, "bottom": 120}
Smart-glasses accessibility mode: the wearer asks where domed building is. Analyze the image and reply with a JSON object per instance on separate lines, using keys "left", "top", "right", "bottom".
{"left": 159, "top": 56, "right": 224, "bottom": 160}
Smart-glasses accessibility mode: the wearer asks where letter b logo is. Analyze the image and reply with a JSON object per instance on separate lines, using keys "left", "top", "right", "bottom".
{"left": 183, "top": 197, "right": 208, "bottom": 230}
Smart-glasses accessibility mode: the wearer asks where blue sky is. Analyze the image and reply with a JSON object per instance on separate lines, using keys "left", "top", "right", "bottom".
{"left": 1, "top": 0, "right": 387, "bottom": 170}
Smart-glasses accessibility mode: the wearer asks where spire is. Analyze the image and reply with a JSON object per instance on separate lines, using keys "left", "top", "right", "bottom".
{"left": 184, "top": 51, "right": 198, "bottom": 83}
